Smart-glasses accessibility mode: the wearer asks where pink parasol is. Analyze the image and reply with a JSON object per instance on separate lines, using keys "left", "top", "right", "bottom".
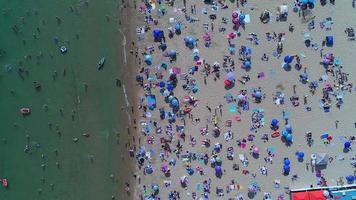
{"left": 232, "top": 11, "right": 238, "bottom": 19}
{"left": 232, "top": 18, "right": 240, "bottom": 25}
{"left": 227, "top": 32, "right": 237, "bottom": 40}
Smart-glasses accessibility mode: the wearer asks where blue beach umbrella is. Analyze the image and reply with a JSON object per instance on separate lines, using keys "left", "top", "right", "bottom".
{"left": 239, "top": 13, "right": 245, "bottom": 21}
{"left": 297, "top": 151, "right": 305, "bottom": 159}
{"left": 346, "top": 175, "right": 355, "bottom": 183}
{"left": 344, "top": 141, "right": 351, "bottom": 149}
{"left": 285, "top": 124, "right": 292, "bottom": 133}
{"left": 283, "top": 165, "right": 290, "bottom": 173}
{"left": 284, "top": 159, "right": 290, "bottom": 166}
{"left": 145, "top": 165, "right": 154, "bottom": 174}
{"left": 184, "top": 36, "right": 196, "bottom": 48}
{"left": 282, "top": 130, "right": 288, "bottom": 138}
{"left": 271, "top": 118, "right": 279, "bottom": 127}
{"left": 286, "top": 134, "right": 293, "bottom": 142}
{"left": 167, "top": 84, "right": 174, "bottom": 92}
{"left": 244, "top": 60, "right": 251, "bottom": 67}
{"left": 170, "top": 98, "right": 179, "bottom": 108}
{"left": 175, "top": 23, "right": 181, "bottom": 33}
{"left": 254, "top": 91, "right": 262, "bottom": 98}
{"left": 153, "top": 29, "right": 162, "bottom": 40}
{"left": 159, "top": 81, "right": 166, "bottom": 88}
{"left": 215, "top": 165, "right": 222, "bottom": 175}
{"left": 186, "top": 167, "right": 194, "bottom": 175}
{"left": 168, "top": 50, "right": 177, "bottom": 59}
{"left": 284, "top": 55, "right": 294, "bottom": 64}
{"left": 144, "top": 55, "right": 153, "bottom": 65}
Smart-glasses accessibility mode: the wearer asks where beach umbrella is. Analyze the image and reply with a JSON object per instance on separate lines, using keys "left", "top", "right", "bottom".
{"left": 284, "top": 159, "right": 290, "bottom": 166}
{"left": 159, "top": 43, "right": 167, "bottom": 51}
{"left": 170, "top": 98, "right": 179, "bottom": 108}
{"left": 215, "top": 165, "right": 222, "bottom": 175}
{"left": 232, "top": 11, "right": 238, "bottom": 19}
{"left": 346, "top": 175, "right": 355, "bottom": 183}
{"left": 283, "top": 165, "right": 290, "bottom": 172}
{"left": 153, "top": 29, "right": 162, "bottom": 40}
{"left": 175, "top": 23, "right": 181, "bottom": 32}
{"left": 271, "top": 118, "right": 279, "bottom": 127}
{"left": 224, "top": 79, "right": 232, "bottom": 87}
{"left": 227, "top": 32, "right": 237, "bottom": 40}
{"left": 285, "top": 124, "right": 292, "bottom": 133}
{"left": 254, "top": 91, "right": 262, "bottom": 98}
{"left": 232, "top": 17, "right": 240, "bottom": 25}
{"left": 286, "top": 134, "right": 293, "bottom": 142}
{"left": 284, "top": 55, "right": 294, "bottom": 64}
{"left": 144, "top": 54, "right": 153, "bottom": 65}
{"left": 167, "top": 84, "right": 174, "bottom": 92}
{"left": 152, "top": 184, "right": 159, "bottom": 192}
{"left": 239, "top": 13, "right": 245, "bottom": 21}
{"left": 244, "top": 60, "right": 251, "bottom": 67}
{"left": 145, "top": 165, "right": 153, "bottom": 174}
{"left": 297, "top": 151, "right": 305, "bottom": 159}
{"left": 168, "top": 50, "right": 177, "bottom": 58}
{"left": 281, "top": 130, "right": 288, "bottom": 138}
{"left": 159, "top": 81, "right": 166, "bottom": 88}
{"left": 344, "top": 141, "right": 351, "bottom": 149}
{"left": 184, "top": 36, "right": 196, "bottom": 47}
{"left": 186, "top": 167, "right": 194, "bottom": 175}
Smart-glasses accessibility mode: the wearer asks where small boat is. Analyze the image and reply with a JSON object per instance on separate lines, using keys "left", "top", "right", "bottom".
{"left": 2, "top": 179, "right": 8, "bottom": 188}
{"left": 97, "top": 57, "right": 105, "bottom": 70}
{"left": 272, "top": 131, "right": 280, "bottom": 138}
{"left": 20, "top": 107, "right": 31, "bottom": 115}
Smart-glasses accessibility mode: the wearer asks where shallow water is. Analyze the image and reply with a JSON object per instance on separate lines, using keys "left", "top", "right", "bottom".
{"left": 0, "top": 0, "right": 129, "bottom": 199}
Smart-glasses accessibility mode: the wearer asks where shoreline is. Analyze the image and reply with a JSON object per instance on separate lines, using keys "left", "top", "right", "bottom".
{"left": 117, "top": 0, "right": 143, "bottom": 199}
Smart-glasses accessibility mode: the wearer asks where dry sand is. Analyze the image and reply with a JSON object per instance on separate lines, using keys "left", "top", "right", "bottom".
{"left": 122, "top": 0, "right": 356, "bottom": 199}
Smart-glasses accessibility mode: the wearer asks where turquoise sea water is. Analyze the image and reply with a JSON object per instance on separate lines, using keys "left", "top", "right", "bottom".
{"left": 0, "top": 0, "right": 130, "bottom": 199}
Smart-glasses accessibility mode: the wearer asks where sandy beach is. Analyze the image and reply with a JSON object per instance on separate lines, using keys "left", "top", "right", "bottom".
{"left": 119, "top": 0, "right": 356, "bottom": 199}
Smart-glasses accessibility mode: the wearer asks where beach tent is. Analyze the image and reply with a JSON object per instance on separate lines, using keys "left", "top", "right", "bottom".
{"left": 315, "top": 153, "right": 328, "bottom": 166}
{"left": 147, "top": 95, "right": 157, "bottom": 110}
{"left": 292, "top": 191, "right": 308, "bottom": 200}
{"left": 326, "top": 36, "right": 333, "bottom": 47}
{"left": 292, "top": 190, "right": 326, "bottom": 200}
{"left": 153, "top": 29, "right": 163, "bottom": 41}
